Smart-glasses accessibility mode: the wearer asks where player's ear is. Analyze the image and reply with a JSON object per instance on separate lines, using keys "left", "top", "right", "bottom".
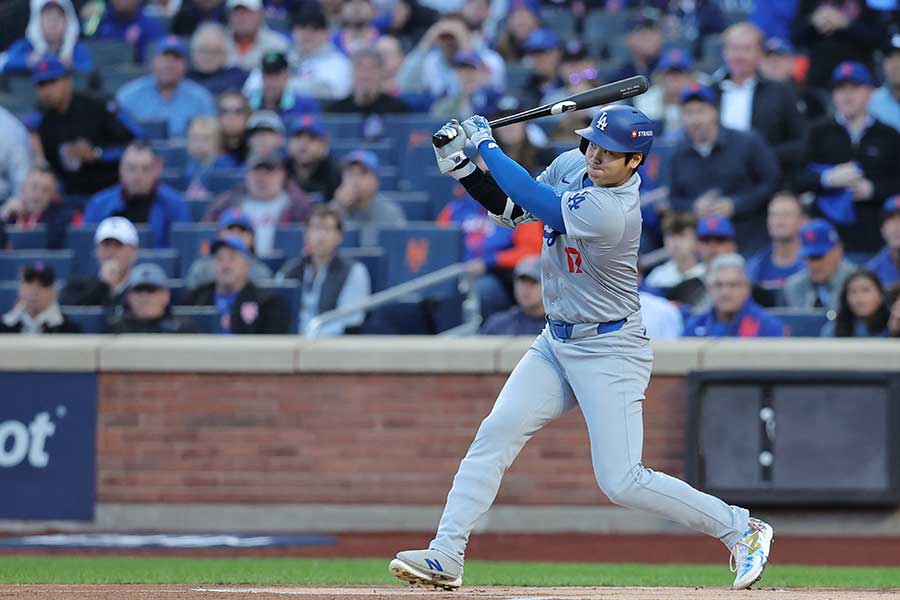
{"left": 627, "top": 153, "right": 643, "bottom": 171}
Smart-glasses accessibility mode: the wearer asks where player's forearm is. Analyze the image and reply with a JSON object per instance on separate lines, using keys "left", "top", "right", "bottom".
{"left": 477, "top": 142, "right": 566, "bottom": 232}
{"left": 458, "top": 167, "right": 513, "bottom": 215}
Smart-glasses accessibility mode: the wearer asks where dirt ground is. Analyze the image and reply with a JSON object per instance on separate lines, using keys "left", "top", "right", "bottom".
{"left": 1, "top": 585, "right": 897, "bottom": 600}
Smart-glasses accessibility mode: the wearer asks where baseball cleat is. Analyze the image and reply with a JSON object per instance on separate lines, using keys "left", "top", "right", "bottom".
{"left": 389, "top": 548, "right": 463, "bottom": 590}
{"left": 730, "top": 517, "right": 774, "bottom": 590}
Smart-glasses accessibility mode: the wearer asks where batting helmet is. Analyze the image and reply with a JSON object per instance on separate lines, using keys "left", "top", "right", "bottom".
{"left": 575, "top": 105, "right": 655, "bottom": 156}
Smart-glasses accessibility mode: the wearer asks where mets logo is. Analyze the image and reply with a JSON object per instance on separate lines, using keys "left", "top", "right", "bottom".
{"left": 406, "top": 238, "right": 429, "bottom": 273}
{"left": 567, "top": 193, "right": 586, "bottom": 211}
{"left": 596, "top": 111, "right": 608, "bottom": 131}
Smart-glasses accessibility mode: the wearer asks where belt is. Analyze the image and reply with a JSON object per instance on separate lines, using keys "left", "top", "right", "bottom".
{"left": 546, "top": 317, "right": 626, "bottom": 341}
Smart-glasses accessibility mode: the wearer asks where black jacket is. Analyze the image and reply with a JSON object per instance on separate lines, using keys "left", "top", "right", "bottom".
{"left": 0, "top": 305, "right": 81, "bottom": 334}
{"left": 5, "top": 201, "right": 74, "bottom": 250}
{"left": 279, "top": 254, "right": 353, "bottom": 315}
{"left": 326, "top": 93, "right": 411, "bottom": 115}
{"left": 181, "top": 282, "right": 290, "bottom": 334}
{"left": 37, "top": 93, "right": 139, "bottom": 196}
{"left": 105, "top": 310, "right": 200, "bottom": 334}
{"left": 288, "top": 156, "right": 342, "bottom": 202}
{"left": 714, "top": 75, "right": 807, "bottom": 180}
{"left": 668, "top": 127, "right": 780, "bottom": 253}
{"left": 59, "top": 276, "right": 127, "bottom": 309}
{"left": 794, "top": 116, "right": 900, "bottom": 253}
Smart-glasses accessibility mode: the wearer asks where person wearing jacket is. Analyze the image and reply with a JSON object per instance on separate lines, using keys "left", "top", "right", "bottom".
{"left": 1, "top": 0, "right": 93, "bottom": 75}
{"left": 182, "top": 236, "right": 289, "bottom": 334}
{"left": 225, "top": 0, "right": 289, "bottom": 72}
{"left": 82, "top": 0, "right": 166, "bottom": 64}
{"left": 105, "top": 263, "right": 199, "bottom": 334}
{"left": 783, "top": 218, "right": 858, "bottom": 310}
{"left": 0, "top": 263, "right": 81, "bottom": 334}
{"left": 683, "top": 253, "right": 786, "bottom": 337}
{"left": 0, "top": 163, "right": 76, "bottom": 250}
{"left": 83, "top": 142, "right": 190, "bottom": 249}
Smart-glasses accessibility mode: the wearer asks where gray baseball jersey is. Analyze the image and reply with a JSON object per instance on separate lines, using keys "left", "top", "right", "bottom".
{"left": 536, "top": 149, "right": 641, "bottom": 324}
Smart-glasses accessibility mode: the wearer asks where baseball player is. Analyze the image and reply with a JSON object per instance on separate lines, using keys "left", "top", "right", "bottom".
{"left": 389, "top": 106, "right": 773, "bottom": 591}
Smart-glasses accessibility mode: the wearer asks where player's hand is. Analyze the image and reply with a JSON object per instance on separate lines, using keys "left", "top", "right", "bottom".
{"left": 433, "top": 119, "right": 474, "bottom": 179}
{"left": 461, "top": 115, "right": 495, "bottom": 148}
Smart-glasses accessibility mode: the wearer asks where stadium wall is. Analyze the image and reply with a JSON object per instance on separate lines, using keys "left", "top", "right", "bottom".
{"left": 1, "top": 337, "right": 899, "bottom": 535}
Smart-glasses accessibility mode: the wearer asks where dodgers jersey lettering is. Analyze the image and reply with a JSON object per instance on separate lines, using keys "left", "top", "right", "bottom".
{"left": 536, "top": 149, "right": 642, "bottom": 324}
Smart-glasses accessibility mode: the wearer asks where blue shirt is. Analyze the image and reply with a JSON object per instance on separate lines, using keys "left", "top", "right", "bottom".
{"left": 866, "top": 247, "right": 900, "bottom": 289}
{"left": 214, "top": 291, "right": 238, "bottom": 334}
{"left": 1, "top": 39, "right": 94, "bottom": 75}
{"left": 88, "top": 7, "right": 165, "bottom": 64}
{"left": 683, "top": 298, "right": 785, "bottom": 338}
{"left": 116, "top": 75, "right": 216, "bottom": 137}
{"left": 869, "top": 87, "right": 900, "bottom": 134}
{"left": 746, "top": 246, "right": 805, "bottom": 289}
{"left": 83, "top": 184, "right": 191, "bottom": 248}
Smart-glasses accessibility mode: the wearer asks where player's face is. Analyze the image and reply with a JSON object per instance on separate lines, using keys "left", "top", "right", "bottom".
{"left": 584, "top": 142, "right": 640, "bottom": 188}
{"left": 710, "top": 266, "right": 750, "bottom": 315}
{"left": 882, "top": 214, "right": 900, "bottom": 250}
{"left": 307, "top": 215, "right": 342, "bottom": 259}
{"left": 833, "top": 83, "right": 872, "bottom": 121}
{"left": 767, "top": 195, "right": 804, "bottom": 242}
{"left": 846, "top": 275, "right": 882, "bottom": 319}
{"left": 128, "top": 286, "right": 171, "bottom": 320}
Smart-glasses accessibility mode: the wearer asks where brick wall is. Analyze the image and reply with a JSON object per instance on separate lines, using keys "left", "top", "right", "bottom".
{"left": 97, "top": 373, "right": 688, "bottom": 505}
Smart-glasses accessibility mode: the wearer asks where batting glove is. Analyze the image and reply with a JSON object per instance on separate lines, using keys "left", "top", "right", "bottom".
{"left": 432, "top": 119, "right": 475, "bottom": 180}
{"left": 461, "top": 115, "right": 495, "bottom": 149}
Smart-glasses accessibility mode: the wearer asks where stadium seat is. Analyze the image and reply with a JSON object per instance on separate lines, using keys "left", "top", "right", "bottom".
{"left": 137, "top": 119, "right": 169, "bottom": 142}
{"left": 331, "top": 139, "right": 396, "bottom": 167}
{"left": 273, "top": 226, "right": 305, "bottom": 256}
{"left": 153, "top": 143, "right": 189, "bottom": 170}
{"left": 82, "top": 39, "right": 134, "bottom": 69}
{"left": 2, "top": 75, "right": 37, "bottom": 108}
{"left": 0, "top": 250, "right": 73, "bottom": 282}
{"left": 159, "top": 171, "right": 190, "bottom": 194}
{"left": 67, "top": 225, "right": 154, "bottom": 275}
{"left": 60, "top": 306, "right": 105, "bottom": 333}
{"left": 170, "top": 224, "right": 218, "bottom": 276}
{"left": 584, "top": 9, "right": 628, "bottom": 58}
{"left": 377, "top": 224, "right": 464, "bottom": 289}
{"left": 378, "top": 165, "right": 400, "bottom": 191}
{"left": 99, "top": 65, "right": 148, "bottom": 95}
{"left": 339, "top": 247, "right": 386, "bottom": 292}
{"left": 171, "top": 305, "right": 219, "bottom": 333}
{"left": 6, "top": 227, "right": 48, "bottom": 250}
{"left": 404, "top": 172, "right": 460, "bottom": 215}
{"left": 259, "top": 251, "right": 287, "bottom": 273}
{"left": 204, "top": 169, "right": 245, "bottom": 194}
{"left": 167, "top": 278, "right": 186, "bottom": 305}
{"left": 540, "top": 6, "right": 576, "bottom": 38}
{"left": 341, "top": 227, "right": 360, "bottom": 248}
{"left": 319, "top": 114, "right": 365, "bottom": 139}
{"left": 187, "top": 199, "right": 212, "bottom": 222}
{"left": 0, "top": 91, "right": 33, "bottom": 117}
{"left": 0, "top": 282, "right": 18, "bottom": 312}
{"left": 770, "top": 309, "right": 831, "bottom": 337}
{"left": 258, "top": 281, "right": 301, "bottom": 334}
{"left": 381, "top": 115, "right": 447, "bottom": 188}
{"left": 135, "top": 249, "right": 179, "bottom": 278}
{"left": 387, "top": 192, "right": 432, "bottom": 221}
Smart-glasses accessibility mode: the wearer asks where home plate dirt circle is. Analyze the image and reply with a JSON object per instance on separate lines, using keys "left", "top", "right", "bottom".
{"left": 2, "top": 587, "right": 898, "bottom": 600}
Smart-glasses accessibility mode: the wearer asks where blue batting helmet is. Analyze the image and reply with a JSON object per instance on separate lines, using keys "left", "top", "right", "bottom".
{"left": 576, "top": 105, "right": 655, "bottom": 156}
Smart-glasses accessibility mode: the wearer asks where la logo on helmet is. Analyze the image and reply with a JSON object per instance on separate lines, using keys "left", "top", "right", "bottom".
{"left": 596, "top": 112, "right": 608, "bottom": 131}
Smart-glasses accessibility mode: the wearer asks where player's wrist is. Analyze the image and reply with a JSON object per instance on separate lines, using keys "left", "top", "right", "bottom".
{"left": 449, "top": 159, "right": 476, "bottom": 180}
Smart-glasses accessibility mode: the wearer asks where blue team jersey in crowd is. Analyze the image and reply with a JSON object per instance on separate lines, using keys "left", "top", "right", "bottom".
{"left": 683, "top": 298, "right": 786, "bottom": 338}
{"left": 745, "top": 246, "right": 805, "bottom": 288}
{"left": 866, "top": 247, "right": 900, "bottom": 289}
{"left": 437, "top": 197, "right": 513, "bottom": 267}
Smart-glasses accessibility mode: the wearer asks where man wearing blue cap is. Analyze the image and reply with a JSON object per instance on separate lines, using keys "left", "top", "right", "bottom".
{"left": 866, "top": 195, "right": 900, "bottom": 289}
{"left": 606, "top": 9, "right": 663, "bottom": 82}
{"left": 82, "top": 0, "right": 165, "bottom": 64}
{"left": 669, "top": 83, "right": 780, "bottom": 253}
{"left": 184, "top": 208, "right": 273, "bottom": 290}
{"left": 31, "top": 54, "right": 141, "bottom": 196}
{"left": 182, "top": 236, "right": 290, "bottom": 334}
{"left": 683, "top": 253, "right": 785, "bottom": 338}
{"left": 634, "top": 47, "right": 697, "bottom": 138}
{"left": 520, "top": 29, "right": 562, "bottom": 107}
{"left": 286, "top": 114, "right": 342, "bottom": 201}
{"left": 116, "top": 35, "right": 216, "bottom": 138}
{"left": 431, "top": 50, "right": 502, "bottom": 118}
{"left": 794, "top": 61, "right": 900, "bottom": 253}
{"left": 783, "top": 219, "right": 857, "bottom": 310}
{"left": 331, "top": 150, "right": 406, "bottom": 246}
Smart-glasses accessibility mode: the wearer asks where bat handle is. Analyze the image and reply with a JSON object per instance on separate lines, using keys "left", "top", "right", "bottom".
{"left": 432, "top": 131, "right": 451, "bottom": 148}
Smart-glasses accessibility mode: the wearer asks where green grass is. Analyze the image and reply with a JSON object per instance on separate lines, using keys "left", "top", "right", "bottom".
{"left": 0, "top": 556, "right": 898, "bottom": 589}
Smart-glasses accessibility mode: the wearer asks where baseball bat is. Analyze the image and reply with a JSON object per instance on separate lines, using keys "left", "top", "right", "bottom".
{"left": 432, "top": 75, "right": 650, "bottom": 148}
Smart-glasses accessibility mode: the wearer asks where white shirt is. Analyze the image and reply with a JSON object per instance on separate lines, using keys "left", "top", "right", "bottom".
{"left": 240, "top": 193, "right": 289, "bottom": 256}
{"left": 639, "top": 291, "right": 683, "bottom": 339}
{"left": 719, "top": 77, "right": 756, "bottom": 132}
{"left": 645, "top": 259, "right": 706, "bottom": 289}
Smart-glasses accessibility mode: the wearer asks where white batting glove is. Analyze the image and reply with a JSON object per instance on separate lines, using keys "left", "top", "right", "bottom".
{"left": 461, "top": 115, "right": 495, "bottom": 149}
{"left": 432, "top": 119, "right": 475, "bottom": 180}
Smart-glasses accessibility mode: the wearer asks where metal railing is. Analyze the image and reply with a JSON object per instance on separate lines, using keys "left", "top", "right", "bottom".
{"left": 305, "top": 262, "right": 482, "bottom": 338}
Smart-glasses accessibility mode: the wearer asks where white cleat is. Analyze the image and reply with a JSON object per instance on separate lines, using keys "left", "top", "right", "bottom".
{"left": 730, "top": 517, "right": 774, "bottom": 590}
{"left": 389, "top": 548, "right": 463, "bottom": 590}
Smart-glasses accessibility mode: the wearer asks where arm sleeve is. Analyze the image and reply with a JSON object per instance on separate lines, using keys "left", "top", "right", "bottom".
{"left": 478, "top": 141, "right": 566, "bottom": 232}
{"left": 559, "top": 188, "right": 626, "bottom": 247}
{"left": 458, "top": 167, "right": 513, "bottom": 215}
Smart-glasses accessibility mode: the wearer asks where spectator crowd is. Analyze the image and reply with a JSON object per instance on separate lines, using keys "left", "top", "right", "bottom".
{"left": 0, "top": 0, "right": 898, "bottom": 339}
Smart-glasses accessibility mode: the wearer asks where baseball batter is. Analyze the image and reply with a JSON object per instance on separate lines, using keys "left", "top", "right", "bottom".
{"left": 388, "top": 106, "right": 773, "bottom": 591}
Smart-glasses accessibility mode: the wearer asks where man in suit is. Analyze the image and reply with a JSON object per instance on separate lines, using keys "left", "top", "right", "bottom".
{"left": 783, "top": 219, "right": 857, "bottom": 310}
{"left": 181, "top": 236, "right": 289, "bottom": 334}
{"left": 714, "top": 22, "right": 806, "bottom": 181}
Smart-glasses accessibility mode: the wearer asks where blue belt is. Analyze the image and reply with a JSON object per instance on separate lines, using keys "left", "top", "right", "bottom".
{"left": 546, "top": 317, "right": 626, "bottom": 341}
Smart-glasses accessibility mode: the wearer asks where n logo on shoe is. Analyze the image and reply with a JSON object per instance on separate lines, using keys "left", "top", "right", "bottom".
{"left": 424, "top": 558, "right": 444, "bottom": 572}
{"left": 745, "top": 531, "right": 761, "bottom": 555}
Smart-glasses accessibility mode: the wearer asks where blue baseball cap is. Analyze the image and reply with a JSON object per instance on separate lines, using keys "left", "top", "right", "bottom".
{"left": 288, "top": 113, "right": 326, "bottom": 137}
{"left": 342, "top": 149, "right": 379, "bottom": 173}
{"left": 882, "top": 195, "right": 900, "bottom": 218}
{"left": 508, "top": 0, "right": 539, "bottom": 15}
{"left": 679, "top": 83, "right": 717, "bottom": 106}
{"left": 696, "top": 216, "right": 735, "bottom": 240}
{"left": 764, "top": 37, "right": 794, "bottom": 55}
{"left": 799, "top": 219, "right": 840, "bottom": 259}
{"left": 211, "top": 236, "right": 252, "bottom": 258}
{"left": 156, "top": 35, "right": 189, "bottom": 59}
{"left": 522, "top": 29, "right": 560, "bottom": 54}
{"left": 218, "top": 208, "right": 255, "bottom": 232}
{"left": 657, "top": 47, "right": 692, "bottom": 72}
{"left": 31, "top": 54, "right": 69, "bottom": 84}
{"left": 453, "top": 50, "right": 485, "bottom": 68}
{"left": 832, "top": 61, "right": 872, "bottom": 87}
